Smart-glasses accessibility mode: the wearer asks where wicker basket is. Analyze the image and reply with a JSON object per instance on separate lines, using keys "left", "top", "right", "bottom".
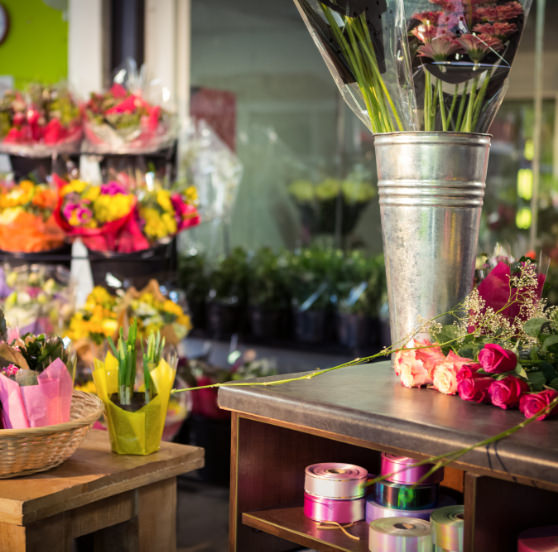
{"left": 0, "top": 390, "right": 104, "bottom": 478}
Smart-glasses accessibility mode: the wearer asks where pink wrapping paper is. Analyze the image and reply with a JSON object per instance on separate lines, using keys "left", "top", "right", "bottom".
{"left": 0, "top": 359, "right": 73, "bottom": 428}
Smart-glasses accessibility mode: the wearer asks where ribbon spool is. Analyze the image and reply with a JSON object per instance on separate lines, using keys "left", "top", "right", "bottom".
{"left": 517, "top": 525, "right": 558, "bottom": 552}
{"left": 366, "top": 498, "right": 438, "bottom": 523}
{"left": 304, "top": 463, "right": 368, "bottom": 499}
{"left": 374, "top": 480, "right": 439, "bottom": 510}
{"left": 304, "top": 492, "right": 364, "bottom": 524}
{"left": 369, "top": 517, "right": 432, "bottom": 552}
{"left": 381, "top": 453, "right": 444, "bottom": 485}
{"left": 431, "top": 505, "right": 465, "bottom": 552}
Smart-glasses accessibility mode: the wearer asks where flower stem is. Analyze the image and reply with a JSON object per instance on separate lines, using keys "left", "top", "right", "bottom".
{"left": 437, "top": 79, "right": 447, "bottom": 131}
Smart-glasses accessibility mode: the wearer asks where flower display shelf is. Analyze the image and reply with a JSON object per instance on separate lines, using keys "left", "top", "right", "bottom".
{"left": 218, "top": 361, "right": 558, "bottom": 552}
{"left": 0, "top": 390, "right": 103, "bottom": 478}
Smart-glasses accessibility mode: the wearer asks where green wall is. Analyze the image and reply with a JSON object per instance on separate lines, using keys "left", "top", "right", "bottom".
{"left": 0, "top": 0, "right": 68, "bottom": 89}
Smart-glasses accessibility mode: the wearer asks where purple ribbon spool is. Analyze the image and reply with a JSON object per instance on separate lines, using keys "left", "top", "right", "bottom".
{"left": 381, "top": 453, "right": 444, "bottom": 485}
{"left": 303, "top": 491, "right": 364, "bottom": 524}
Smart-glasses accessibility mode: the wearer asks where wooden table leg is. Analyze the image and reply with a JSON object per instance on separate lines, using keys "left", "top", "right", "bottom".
{"left": 0, "top": 515, "right": 73, "bottom": 552}
{"left": 138, "top": 477, "right": 177, "bottom": 552}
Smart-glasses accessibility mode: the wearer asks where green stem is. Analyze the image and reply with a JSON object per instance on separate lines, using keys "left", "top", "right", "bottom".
{"left": 437, "top": 79, "right": 447, "bottom": 131}
{"left": 424, "top": 70, "right": 432, "bottom": 131}
{"left": 446, "top": 84, "right": 459, "bottom": 131}
{"left": 455, "top": 84, "right": 468, "bottom": 131}
{"left": 462, "top": 75, "right": 478, "bottom": 132}
{"left": 471, "top": 70, "right": 491, "bottom": 131}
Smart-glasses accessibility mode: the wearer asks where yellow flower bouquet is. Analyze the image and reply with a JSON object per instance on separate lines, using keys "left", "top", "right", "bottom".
{"left": 92, "top": 321, "right": 176, "bottom": 455}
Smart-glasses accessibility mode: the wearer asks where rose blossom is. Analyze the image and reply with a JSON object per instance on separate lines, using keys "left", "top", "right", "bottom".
{"left": 456, "top": 363, "right": 482, "bottom": 382}
{"left": 519, "top": 390, "right": 558, "bottom": 421}
{"left": 432, "top": 360, "right": 459, "bottom": 395}
{"left": 393, "top": 339, "right": 444, "bottom": 381}
{"left": 478, "top": 344, "right": 517, "bottom": 374}
{"left": 488, "top": 376, "right": 529, "bottom": 410}
{"left": 457, "top": 376, "right": 494, "bottom": 403}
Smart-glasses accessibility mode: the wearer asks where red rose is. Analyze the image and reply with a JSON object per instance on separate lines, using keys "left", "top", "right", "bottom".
{"left": 519, "top": 390, "right": 558, "bottom": 421}
{"left": 456, "top": 363, "right": 482, "bottom": 382}
{"left": 488, "top": 376, "right": 529, "bottom": 409}
{"left": 478, "top": 344, "right": 517, "bottom": 374}
{"left": 457, "top": 376, "right": 493, "bottom": 403}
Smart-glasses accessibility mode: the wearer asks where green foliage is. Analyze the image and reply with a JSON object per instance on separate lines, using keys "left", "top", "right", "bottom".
{"left": 207, "top": 247, "right": 250, "bottom": 304}
{"left": 18, "top": 334, "right": 72, "bottom": 373}
{"left": 248, "top": 247, "right": 291, "bottom": 309}
{"left": 178, "top": 253, "right": 210, "bottom": 304}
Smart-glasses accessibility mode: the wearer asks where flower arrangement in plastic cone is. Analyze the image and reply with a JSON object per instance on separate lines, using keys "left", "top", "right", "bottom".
{"left": 92, "top": 320, "right": 176, "bottom": 455}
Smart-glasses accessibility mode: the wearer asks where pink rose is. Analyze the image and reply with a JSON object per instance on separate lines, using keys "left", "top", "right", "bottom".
{"left": 399, "top": 360, "right": 432, "bottom": 388}
{"left": 456, "top": 363, "right": 482, "bottom": 382}
{"left": 478, "top": 344, "right": 517, "bottom": 374}
{"left": 393, "top": 339, "right": 443, "bottom": 386}
{"left": 457, "top": 376, "right": 494, "bottom": 403}
{"left": 519, "top": 390, "right": 558, "bottom": 421}
{"left": 488, "top": 376, "right": 529, "bottom": 409}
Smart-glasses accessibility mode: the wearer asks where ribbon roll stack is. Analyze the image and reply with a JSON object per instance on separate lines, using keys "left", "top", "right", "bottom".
{"left": 369, "top": 517, "right": 432, "bottom": 552}
{"left": 367, "top": 453, "right": 444, "bottom": 523}
{"left": 517, "top": 525, "right": 558, "bottom": 552}
{"left": 303, "top": 462, "right": 367, "bottom": 524}
{"left": 431, "top": 505, "right": 465, "bottom": 552}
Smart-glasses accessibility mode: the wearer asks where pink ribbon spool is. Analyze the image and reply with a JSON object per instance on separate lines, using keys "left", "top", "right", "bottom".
{"left": 381, "top": 453, "right": 444, "bottom": 485}
{"left": 304, "top": 462, "right": 368, "bottom": 499}
{"left": 303, "top": 491, "right": 364, "bottom": 523}
{"left": 518, "top": 525, "right": 558, "bottom": 552}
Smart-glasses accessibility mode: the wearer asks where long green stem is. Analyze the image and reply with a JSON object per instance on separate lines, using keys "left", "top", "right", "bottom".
{"left": 446, "top": 84, "right": 459, "bottom": 130}
{"left": 471, "top": 70, "right": 491, "bottom": 131}
{"left": 424, "top": 71, "right": 432, "bottom": 131}
{"left": 455, "top": 84, "right": 468, "bottom": 131}
{"left": 437, "top": 79, "right": 447, "bottom": 131}
{"left": 462, "top": 75, "right": 478, "bottom": 132}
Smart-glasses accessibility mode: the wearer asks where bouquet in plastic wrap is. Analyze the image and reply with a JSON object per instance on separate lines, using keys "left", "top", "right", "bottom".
{"left": 83, "top": 63, "right": 176, "bottom": 154}
{"left": 0, "top": 84, "right": 82, "bottom": 155}
{"left": 293, "top": 0, "right": 532, "bottom": 133}
{"left": 0, "top": 264, "right": 74, "bottom": 336}
{"left": 92, "top": 320, "right": 176, "bottom": 454}
{"left": 0, "top": 328, "right": 75, "bottom": 429}
{"left": 53, "top": 174, "right": 136, "bottom": 252}
{"left": 0, "top": 178, "right": 66, "bottom": 252}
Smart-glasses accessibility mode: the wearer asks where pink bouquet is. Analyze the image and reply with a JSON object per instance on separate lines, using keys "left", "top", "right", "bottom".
{"left": 0, "top": 334, "right": 74, "bottom": 429}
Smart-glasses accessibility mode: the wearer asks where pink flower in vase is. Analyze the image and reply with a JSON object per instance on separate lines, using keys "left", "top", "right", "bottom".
{"left": 457, "top": 33, "right": 504, "bottom": 63}
{"left": 100, "top": 181, "right": 127, "bottom": 196}
{"left": 494, "top": 2, "right": 524, "bottom": 21}
{"left": 418, "top": 36, "right": 460, "bottom": 61}
{"left": 473, "top": 21, "right": 518, "bottom": 40}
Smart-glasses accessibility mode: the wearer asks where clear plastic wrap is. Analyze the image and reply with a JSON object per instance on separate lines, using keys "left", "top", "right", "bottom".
{"left": 293, "top": 0, "right": 418, "bottom": 133}
{"left": 294, "top": 0, "right": 532, "bottom": 134}
{"left": 83, "top": 60, "right": 177, "bottom": 154}
{"left": 406, "top": 0, "right": 532, "bottom": 132}
{"left": 179, "top": 118, "right": 242, "bottom": 223}
{"left": 0, "top": 83, "right": 82, "bottom": 157}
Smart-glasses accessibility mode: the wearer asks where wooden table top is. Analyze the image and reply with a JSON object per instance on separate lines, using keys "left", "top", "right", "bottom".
{"left": 0, "top": 430, "right": 204, "bottom": 525}
{"left": 218, "top": 361, "right": 558, "bottom": 490}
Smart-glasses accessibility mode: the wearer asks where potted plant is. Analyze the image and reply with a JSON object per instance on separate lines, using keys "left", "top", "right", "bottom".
{"left": 289, "top": 247, "right": 343, "bottom": 344}
{"left": 247, "top": 247, "right": 292, "bottom": 340}
{"left": 92, "top": 319, "right": 176, "bottom": 455}
{"left": 206, "top": 247, "right": 249, "bottom": 338}
{"left": 178, "top": 252, "right": 209, "bottom": 331}
{"left": 337, "top": 253, "right": 387, "bottom": 354}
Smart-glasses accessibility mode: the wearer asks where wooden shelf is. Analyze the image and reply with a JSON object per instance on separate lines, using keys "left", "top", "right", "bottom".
{"left": 243, "top": 507, "right": 369, "bottom": 552}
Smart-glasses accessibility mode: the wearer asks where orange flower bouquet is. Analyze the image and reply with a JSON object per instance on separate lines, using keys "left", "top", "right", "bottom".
{"left": 0, "top": 179, "right": 66, "bottom": 252}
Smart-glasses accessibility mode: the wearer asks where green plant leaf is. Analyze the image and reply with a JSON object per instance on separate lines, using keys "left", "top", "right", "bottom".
{"left": 523, "top": 318, "right": 549, "bottom": 337}
{"left": 527, "top": 370, "right": 547, "bottom": 391}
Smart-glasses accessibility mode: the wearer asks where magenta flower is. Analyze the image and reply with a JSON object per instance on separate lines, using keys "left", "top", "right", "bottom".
{"left": 495, "top": 2, "right": 524, "bottom": 21}
{"left": 417, "top": 36, "right": 460, "bottom": 61}
{"left": 1, "top": 364, "right": 19, "bottom": 378}
{"left": 100, "top": 181, "right": 127, "bottom": 196}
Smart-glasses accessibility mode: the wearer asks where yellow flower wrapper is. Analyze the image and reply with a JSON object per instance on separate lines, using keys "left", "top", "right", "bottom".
{"left": 92, "top": 352, "right": 176, "bottom": 455}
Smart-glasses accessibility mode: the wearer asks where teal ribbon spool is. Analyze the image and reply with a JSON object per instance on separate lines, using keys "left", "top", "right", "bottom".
{"left": 373, "top": 480, "right": 439, "bottom": 510}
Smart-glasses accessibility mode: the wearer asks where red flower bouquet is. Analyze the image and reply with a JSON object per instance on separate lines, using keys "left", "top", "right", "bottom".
{"left": 53, "top": 174, "right": 136, "bottom": 252}
{"left": 0, "top": 84, "right": 82, "bottom": 156}
{"left": 83, "top": 83, "right": 176, "bottom": 154}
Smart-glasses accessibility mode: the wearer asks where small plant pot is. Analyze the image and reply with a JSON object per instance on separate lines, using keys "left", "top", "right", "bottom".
{"left": 249, "top": 306, "right": 289, "bottom": 340}
{"left": 293, "top": 308, "right": 328, "bottom": 344}
{"left": 206, "top": 301, "right": 243, "bottom": 339}
{"left": 337, "top": 312, "right": 381, "bottom": 353}
{"left": 104, "top": 392, "right": 167, "bottom": 455}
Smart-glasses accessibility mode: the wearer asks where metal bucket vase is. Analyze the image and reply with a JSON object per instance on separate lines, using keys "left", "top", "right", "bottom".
{"left": 374, "top": 132, "right": 491, "bottom": 350}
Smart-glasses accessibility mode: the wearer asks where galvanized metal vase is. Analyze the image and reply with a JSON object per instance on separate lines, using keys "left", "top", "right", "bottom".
{"left": 374, "top": 132, "right": 491, "bottom": 349}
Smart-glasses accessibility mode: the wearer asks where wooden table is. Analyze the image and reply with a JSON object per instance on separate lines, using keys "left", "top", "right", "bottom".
{"left": 0, "top": 430, "right": 204, "bottom": 551}
{"left": 218, "top": 361, "right": 558, "bottom": 552}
